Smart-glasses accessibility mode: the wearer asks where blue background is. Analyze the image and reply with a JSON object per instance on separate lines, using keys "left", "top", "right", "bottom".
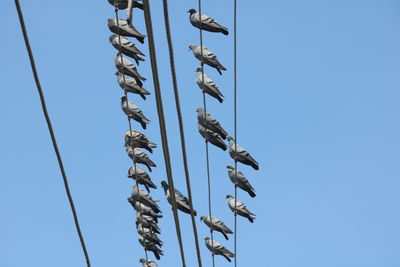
{"left": 1, "top": 0, "right": 400, "bottom": 266}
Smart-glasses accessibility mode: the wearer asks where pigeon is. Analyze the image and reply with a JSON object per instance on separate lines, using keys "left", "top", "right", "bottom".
{"left": 125, "top": 129, "right": 156, "bottom": 154}
{"left": 115, "top": 53, "right": 147, "bottom": 86}
{"left": 121, "top": 96, "right": 150, "bottom": 129}
{"left": 226, "top": 194, "right": 255, "bottom": 223}
{"left": 127, "top": 165, "right": 157, "bottom": 192}
{"left": 131, "top": 185, "right": 160, "bottom": 213}
{"left": 187, "top": 8, "right": 229, "bottom": 35}
{"left": 115, "top": 72, "right": 150, "bottom": 99}
{"left": 137, "top": 221, "right": 161, "bottom": 235}
{"left": 227, "top": 136, "right": 259, "bottom": 170}
{"left": 189, "top": 44, "right": 226, "bottom": 75}
{"left": 136, "top": 211, "right": 159, "bottom": 224}
{"left": 128, "top": 197, "right": 162, "bottom": 218}
{"left": 161, "top": 180, "right": 197, "bottom": 216}
{"left": 200, "top": 216, "right": 233, "bottom": 240}
{"left": 226, "top": 165, "right": 256, "bottom": 198}
{"left": 198, "top": 124, "right": 227, "bottom": 151}
{"left": 108, "top": 18, "right": 146, "bottom": 44}
{"left": 110, "top": 34, "right": 145, "bottom": 65}
{"left": 204, "top": 237, "right": 234, "bottom": 262}
{"left": 108, "top": 0, "right": 143, "bottom": 10}
{"left": 126, "top": 147, "right": 156, "bottom": 172}
{"left": 196, "top": 107, "right": 228, "bottom": 139}
{"left": 139, "top": 258, "right": 158, "bottom": 267}
{"left": 137, "top": 224, "right": 163, "bottom": 246}
{"left": 195, "top": 68, "right": 224, "bottom": 103}
{"left": 138, "top": 236, "right": 164, "bottom": 260}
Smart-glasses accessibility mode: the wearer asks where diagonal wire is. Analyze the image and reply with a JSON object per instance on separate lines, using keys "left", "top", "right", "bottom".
{"left": 161, "top": 1, "right": 203, "bottom": 267}
{"left": 14, "top": 1, "right": 91, "bottom": 266}
{"left": 142, "top": 0, "right": 187, "bottom": 266}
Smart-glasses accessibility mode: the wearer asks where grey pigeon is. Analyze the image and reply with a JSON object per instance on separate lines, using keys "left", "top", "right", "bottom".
{"left": 226, "top": 165, "right": 256, "bottom": 198}
{"left": 116, "top": 72, "right": 150, "bottom": 99}
{"left": 138, "top": 236, "right": 164, "bottom": 260}
{"left": 227, "top": 136, "right": 259, "bottom": 170}
{"left": 200, "top": 216, "right": 233, "bottom": 240}
{"left": 108, "top": 18, "right": 146, "bottom": 43}
{"left": 189, "top": 44, "right": 226, "bottom": 75}
{"left": 110, "top": 34, "right": 145, "bottom": 65}
{"left": 108, "top": 0, "right": 143, "bottom": 10}
{"left": 137, "top": 220, "right": 161, "bottom": 235}
{"left": 125, "top": 129, "right": 156, "bottom": 154}
{"left": 204, "top": 237, "right": 234, "bottom": 262}
{"left": 127, "top": 165, "right": 156, "bottom": 192}
{"left": 198, "top": 124, "right": 227, "bottom": 151}
{"left": 226, "top": 194, "right": 255, "bottom": 223}
{"left": 137, "top": 224, "right": 163, "bottom": 246}
{"left": 128, "top": 197, "right": 162, "bottom": 218}
{"left": 161, "top": 180, "right": 197, "bottom": 216}
{"left": 139, "top": 258, "right": 157, "bottom": 267}
{"left": 115, "top": 53, "right": 147, "bottom": 86}
{"left": 121, "top": 96, "right": 150, "bottom": 129}
{"left": 136, "top": 211, "right": 159, "bottom": 224}
{"left": 126, "top": 147, "right": 156, "bottom": 172}
{"left": 187, "top": 8, "right": 228, "bottom": 35}
{"left": 195, "top": 68, "right": 224, "bottom": 103}
{"left": 131, "top": 185, "right": 160, "bottom": 213}
{"left": 196, "top": 107, "right": 228, "bottom": 139}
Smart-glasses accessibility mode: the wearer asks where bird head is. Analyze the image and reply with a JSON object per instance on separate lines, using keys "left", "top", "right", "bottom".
{"left": 187, "top": 8, "right": 196, "bottom": 14}
{"left": 195, "top": 67, "right": 202, "bottom": 72}
{"left": 188, "top": 44, "right": 196, "bottom": 51}
{"left": 121, "top": 96, "right": 127, "bottom": 101}
{"left": 200, "top": 216, "right": 205, "bottom": 221}
{"left": 227, "top": 136, "right": 235, "bottom": 143}
{"left": 161, "top": 180, "right": 168, "bottom": 190}
{"left": 114, "top": 71, "right": 121, "bottom": 76}
{"left": 139, "top": 258, "right": 145, "bottom": 263}
{"left": 204, "top": 237, "right": 210, "bottom": 241}
{"left": 226, "top": 194, "right": 234, "bottom": 199}
{"left": 109, "top": 34, "right": 116, "bottom": 42}
{"left": 226, "top": 165, "right": 235, "bottom": 171}
{"left": 196, "top": 107, "right": 203, "bottom": 113}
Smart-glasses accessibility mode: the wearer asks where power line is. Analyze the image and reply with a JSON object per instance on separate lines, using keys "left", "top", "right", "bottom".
{"left": 161, "top": 1, "right": 203, "bottom": 266}
{"left": 14, "top": 1, "right": 91, "bottom": 266}
{"left": 233, "top": 0, "right": 238, "bottom": 267}
{"left": 142, "top": 1, "right": 187, "bottom": 266}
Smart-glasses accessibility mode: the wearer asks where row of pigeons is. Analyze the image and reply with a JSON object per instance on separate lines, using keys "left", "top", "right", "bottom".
{"left": 108, "top": 1, "right": 161, "bottom": 267}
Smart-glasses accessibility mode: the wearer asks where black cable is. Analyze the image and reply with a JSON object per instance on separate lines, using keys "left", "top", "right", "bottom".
{"left": 142, "top": 1, "right": 187, "bottom": 266}
{"left": 14, "top": 1, "right": 91, "bottom": 266}
{"left": 161, "top": 1, "right": 203, "bottom": 266}
{"left": 233, "top": 0, "right": 238, "bottom": 266}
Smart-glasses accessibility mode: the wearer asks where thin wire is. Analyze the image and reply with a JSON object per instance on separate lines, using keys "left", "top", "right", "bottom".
{"left": 233, "top": 0, "right": 238, "bottom": 267}
{"left": 197, "top": 1, "right": 215, "bottom": 266}
{"left": 161, "top": 1, "right": 203, "bottom": 266}
{"left": 14, "top": 1, "right": 91, "bottom": 266}
{"left": 142, "top": 1, "right": 187, "bottom": 266}
{"left": 114, "top": 5, "right": 149, "bottom": 261}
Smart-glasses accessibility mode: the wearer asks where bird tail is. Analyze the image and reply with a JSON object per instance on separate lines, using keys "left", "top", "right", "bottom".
{"left": 140, "top": 121, "right": 147, "bottom": 129}
{"left": 251, "top": 161, "right": 259, "bottom": 170}
{"left": 247, "top": 215, "right": 255, "bottom": 223}
{"left": 218, "top": 65, "right": 227, "bottom": 71}
{"left": 217, "top": 95, "right": 224, "bottom": 103}
{"left": 140, "top": 94, "right": 147, "bottom": 100}
{"left": 216, "top": 68, "right": 222, "bottom": 75}
{"left": 221, "top": 28, "right": 229, "bottom": 35}
{"left": 248, "top": 190, "right": 256, "bottom": 198}
{"left": 222, "top": 254, "right": 232, "bottom": 262}
{"left": 222, "top": 231, "right": 229, "bottom": 240}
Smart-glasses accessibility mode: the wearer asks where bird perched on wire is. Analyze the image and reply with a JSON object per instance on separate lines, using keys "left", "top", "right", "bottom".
{"left": 137, "top": 223, "right": 163, "bottom": 246}
{"left": 227, "top": 136, "right": 259, "bottom": 170}
{"left": 127, "top": 165, "right": 156, "bottom": 192}
{"left": 136, "top": 211, "right": 160, "bottom": 224}
{"left": 131, "top": 185, "right": 160, "bottom": 213}
{"left": 126, "top": 147, "right": 156, "bottom": 172}
{"left": 128, "top": 197, "right": 162, "bottom": 218}
{"left": 226, "top": 165, "right": 256, "bottom": 198}
{"left": 161, "top": 180, "right": 197, "bottom": 216}
{"left": 125, "top": 129, "right": 156, "bottom": 153}
{"left": 198, "top": 124, "right": 227, "bottom": 151}
{"left": 189, "top": 44, "right": 226, "bottom": 75}
{"left": 110, "top": 34, "right": 145, "bottom": 65}
{"left": 196, "top": 107, "right": 228, "bottom": 139}
{"left": 108, "top": 0, "right": 143, "bottom": 10}
{"left": 136, "top": 220, "right": 161, "bottom": 235}
{"left": 139, "top": 258, "right": 158, "bottom": 267}
{"left": 195, "top": 68, "right": 224, "bottom": 103}
{"left": 200, "top": 216, "right": 233, "bottom": 240}
{"left": 121, "top": 96, "right": 150, "bottom": 129}
{"left": 138, "top": 236, "right": 164, "bottom": 260}
{"left": 115, "top": 72, "right": 150, "bottom": 99}
{"left": 226, "top": 194, "right": 256, "bottom": 223}
{"left": 115, "top": 53, "right": 147, "bottom": 86}
{"left": 187, "top": 8, "right": 229, "bottom": 35}
{"left": 108, "top": 18, "right": 146, "bottom": 44}
{"left": 204, "top": 237, "right": 234, "bottom": 262}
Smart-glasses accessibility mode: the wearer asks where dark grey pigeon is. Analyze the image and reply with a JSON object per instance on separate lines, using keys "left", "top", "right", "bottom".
{"left": 226, "top": 165, "right": 256, "bottom": 198}
{"left": 136, "top": 220, "right": 161, "bottom": 235}
{"left": 196, "top": 107, "right": 228, "bottom": 139}
{"left": 226, "top": 194, "right": 255, "bottom": 223}
{"left": 189, "top": 44, "right": 226, "bottom": 75}
{"left": 131, "top": 185, "right": 160, "bottom": 213}
{"left": 110, "top": 34, "right": 145, "bottom": 65}
{"left": 161, "top": 180, "right": 197, "bottom": 216}
{"left": 127, "top": 165, "right": 157, "bottom": 192}
{"left": 137, "top": 223, "right": 163, "bottom": 246}
{"left": 115, "top": 72, "right": 149, "bottom": 99}
{"left": 138, "top": 236, "right": 164, "bottom": 260}
{"left": 200, "top": 216, "right": 233, "bottom": 240}
{"left": 198, "top": 124, "right": 227, "bottom": 151}
{"left": 187, "top": 8, "right": 228, "bottom": 35}
{"left": 195, "top": 68, "right": 224, "bottom": 103}
{"left": 125, "top": 129, "right": 156, "bottom": 154}
{"left": 139, "top": 258, "right": 158, "bottom": 267}
{"left": 115, "top": 53, "right": 146, "bottom": 86}
{"left": 121, "top": 96, "right": 150, "bottom": 129}
{"left": 204, "top": 237, "right": 234, "bottom": 262}
{"left": 227, "top": 136, "right": 259, "bottom": 170}
{"left": 128, "top": 197, "right": 162, "bottom": 218}
{"left": 126, "top": 147, "right": 156, "bottom": 172}
{"left": 108, "top": 18, "right": 146, "bottom": 43}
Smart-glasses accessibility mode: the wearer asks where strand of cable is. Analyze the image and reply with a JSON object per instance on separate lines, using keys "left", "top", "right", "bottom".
{"left": 197, "top": 0, "right": 216, "bottom": 266}
{"left": 114, "top": 6, "right": 149, "bottom": 261}
{"left": 161, "top": 1, "right": 203, "bottom": 266}
{"left": 142, "top": 1, "right": 187, "bottom": 266}
{"left": 233, "top": 0, "right": 238, "bottom": 266}
{"left": 14, "top": 1, "right": 91, "bottom": 266}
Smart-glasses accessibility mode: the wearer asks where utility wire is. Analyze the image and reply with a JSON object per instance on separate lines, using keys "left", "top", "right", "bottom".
{"left": 233, "top": 0, "right": 238, "bottom": 266}
{"left": 142, "top": 1, "right": 187, "bottom": 266}
{"left": 197, "top": 0, "right": 215, "bottom": 266}
{"left": 14, "top": 1, "right": 91, "bottom": 266}
{"left": 161, "top": 1, "right": 203, "bottom": 267}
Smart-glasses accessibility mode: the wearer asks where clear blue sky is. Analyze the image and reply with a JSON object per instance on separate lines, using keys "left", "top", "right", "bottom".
{"left": 1, "top": 0, "right": 400, "bottom": 266}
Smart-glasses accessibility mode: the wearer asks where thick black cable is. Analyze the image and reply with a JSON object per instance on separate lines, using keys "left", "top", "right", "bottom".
{"left": 14, "top": 1, "right": 91, "bottom": 266}
{"left": 161, "top": 1, "right": 203, "bottom": 267}
{"left": 233, "top": 0, "right": 238, "bottom": 266}
{"left": 142, "top": 1, "right": 187, "bottom": 266}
